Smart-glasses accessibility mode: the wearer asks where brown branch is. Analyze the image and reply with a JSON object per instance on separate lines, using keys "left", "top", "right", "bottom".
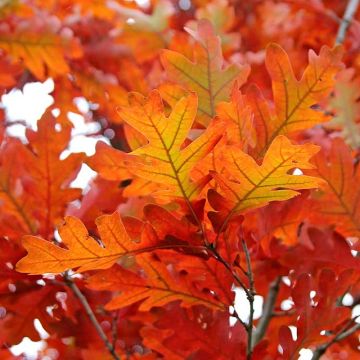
{"left": 64, "top": 273, "right": 121, "bottom": 360}
{"left": 242, "top": 239, "right": 255, "bottom": 360}
{"left": 112, "top": 311, "right": 119, "bottom": 350}
{"left": 232, "top": 307, "right": 249, "bottom": 332}
{"left": 252, "top": 276, "right": 282, "bottom": 348}
{"left": 311, "top": 316, "right": 360, "bottom": 360}
{"left": 336, "top": 0, "right": 360, "bottom": 44}
{"left": 209, "top": 246, "right": 252, "bottom": 299}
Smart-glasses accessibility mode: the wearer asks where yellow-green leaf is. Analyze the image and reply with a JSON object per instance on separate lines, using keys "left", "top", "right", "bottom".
{"left": 213, "top": 135, "right": 322, "bottom": 215}
{"left": 160, "top": 19, "right": 249, "bottom": 125}
{"left": 251, "top": 44, "right": 343, "bottom": 156}
{"left": 117, "top": 90, "right": 223, "bottom": 199}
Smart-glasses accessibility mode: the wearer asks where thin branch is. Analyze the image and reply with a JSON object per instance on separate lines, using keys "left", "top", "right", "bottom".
{"left": 112, "top": 311, "right": 119, "bottom": 350}
{"left": 336, "top": 0, "right": 360, "bottom": 44}
{"left": 231, "top": 307, "right": 249, "bottom": 332}
{"left": 242, "top": 239, "right": 255, "bottom": 360}
{"left": 311, "top": 316, "right": 360, "bottom": 360}
{"left": 252, "top": 276, "right": 282, "bottom": 348}
{"left": 272, "top": 309, "right": 295, "bottom": 317}
{"left": 64, "top": 273, "right": 121, "bottom": 360}
{"left": 209, "top": 246, "right": 252, "bottom": 299}
{"left": 335, "top": 321, "right": 360, "bottom": 341}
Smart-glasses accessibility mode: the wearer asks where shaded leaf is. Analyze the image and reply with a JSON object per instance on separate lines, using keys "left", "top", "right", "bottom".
{"left": 142, "top": 303, "right": 246, "bottom": 360}
{"left": 311, "top": 138, "right": 360, "bottom": 239}
{"left": 0, "top": 31, "right": 82, "bottom": 79}
{"left": 161, "top": 19, "right": 250, "bottom": 125}
{"left": 87, "top": 258, "right": 226, "bottom": 311}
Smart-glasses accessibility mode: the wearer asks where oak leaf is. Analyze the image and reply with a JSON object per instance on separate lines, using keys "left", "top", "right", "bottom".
{"left": 279, "top": 270, "right": 352, "bottom": 358}
{"left": 117, "top": 90, "right": 223, "bottom": 199}
{"left": 311, "top": 138, "right": 360, "bottom": 239}
{"left": 142, "top": 304, "right": 246, "bottom": 360}
{"left": 0, "top": 113, "right": 83, "bottom": 239}
{"left": 250, "top": 44, "right": 343, "bottom": 155}
{"left": 16, "top": 212, "right": 159, "bottom": 274}
{"left": 160, "top": 19, "right": 250, "bottom": 125}
{"left": 326, "top": 69, "right": 360, "bottom": 148}
{"left": 87, "top": 258, "right": 226, "bottom": 311}
{"left": 210, "top": 136, "right": 322, "bottom": 220}
{"left": 0, "top": 31, "right": 82, "bottom": 79}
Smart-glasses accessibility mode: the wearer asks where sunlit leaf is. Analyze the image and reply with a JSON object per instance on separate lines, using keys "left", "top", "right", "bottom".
{"left": 117, "top": 90, "right": 223, "bottom": 199}
{"left": 251, "top": 44, "right": 343, "bottom": 155}
{"left": 16, "top": 212, "right": 158, "bottom": 274}
{"left": 211, "top": 136, "right": 321, "bottom": 219}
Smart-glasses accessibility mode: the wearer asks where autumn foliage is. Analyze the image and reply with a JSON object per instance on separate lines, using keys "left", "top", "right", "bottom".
{"left": 2, "top": 1, "right": 360, "bottom": 359}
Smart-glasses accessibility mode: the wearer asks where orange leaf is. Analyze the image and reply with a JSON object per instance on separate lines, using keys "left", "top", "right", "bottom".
{"left": 216, "top": 84, "right": 256, "bottom": 150}
{"left": 311, "top": 138, "right": 360, "bottom": 239}
{"left": 212, "top": 136, "right": 321, "bottom": 218}
{"left": 0, "top": 31, "right": 82, "bottom": 79}
{"left": 251, "top": 44, "right": 343, "bottom": 155}
{"left": 16, "top": 212, "right": 158, "bottom": 274}
{"left": 0, "top": 113, "right": 83, "bottom": 239}
{"left": 326, "top": 69, "right": 360, "bottom": 148}
{"left": 160, "top": 19, "right": 250, "bottom": 125}
{"left": 87, "top": 259, "right": 226, "bottom": 311}
{"left": 117, "top": 90, "right": 223, "bottom": 199}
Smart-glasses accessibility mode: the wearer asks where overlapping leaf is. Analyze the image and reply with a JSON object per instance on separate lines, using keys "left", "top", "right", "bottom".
{"left": 16, "top": 212, "right": 159, "bottom": 274}
{"left": 87, "top": 258, "right": 226, "bottom": 311}
{"left": 311, "top": 138, "right": 360, "bottom": 239}
{"left": 160, "top": 19, "right": 250, "bottom": 125}
{"left": 279, "top": 270, "right": 352, "bottom": 358}
{"left": 142, "top": 304, "right": 246, "bottom": 360}
{"left": 0, "top": 114, "right": 83, "bottom": 239}
{"left": 86, "top": 141, "right": 158, "bottom": 198}
{"left": 216, "top": 84, "right": 255, "bottom": 150}
{"left": 0, "top": 286, "right": 58, "bottom": 343}
{"left": 211, "top": 136, "right": 321, "bottom": 220}
{"left": 326, "top": 69, "right": 360, "bottom": 148}
{"left": 250, "top": 44, "right": 343, "bottom": 155}
{"left": 0, "top": 31, "right": 82, "bottom": 79}
{"left": 117, "top": 90, "right": 223, "bottom": 199}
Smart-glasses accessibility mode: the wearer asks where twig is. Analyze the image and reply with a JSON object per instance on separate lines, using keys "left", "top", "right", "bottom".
{"left": 272, "top": 309, "right": 295, "bottom": 317}
{"left": 311, "top": 316, "right": 360, "bottom": 360}
{"left": 252, "top": 276, "right": 281, "bottom": 348}
{"left": 209, "top": 246, "right": 252, "bottom": 299}
{"left": 232, "top": 307, "right": 249, "bottom": 331}
{"left": 112, "top": 311, "right": 119, "bottom": 350}
{"left": 242, "top": 239, "right": 255, "bottom": 360}
{"left": 64, "top": 273, "right": 121, "bottom": 360}
{"left": 335, "top": 0, "right": 360, "bottom": 44}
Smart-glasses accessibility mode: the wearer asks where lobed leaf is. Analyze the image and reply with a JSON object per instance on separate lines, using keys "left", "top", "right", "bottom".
{"left": 0, "top": 31, "right": 82, "bottom": 79}
{"left": 16, "top": 212, "right": 158, "bottom": 274}
{"left": 211, "top": 135, "right": 322, "bottom": 217}
{"left": 311, "top": 138, "right": 360, "bottom": 239}
{"left": 0, "top": 113, "right": 83, "bottom": 239}
{"left": 160, "top": 19, "right": 250, "bottom": 125}
{"left": 87, "top": 258, "right": 226, "bottom": 311}
{"left": 117, "top": 90, "right": 223, "bottom": 199}
{"left": 251, "top": 44, "right": 343, "bottom": 155}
